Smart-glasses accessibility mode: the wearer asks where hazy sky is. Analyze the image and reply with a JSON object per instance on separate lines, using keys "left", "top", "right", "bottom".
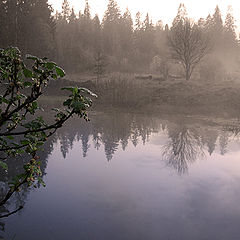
{"left": 48, "top": 0, "right": 240, "bottom": 27}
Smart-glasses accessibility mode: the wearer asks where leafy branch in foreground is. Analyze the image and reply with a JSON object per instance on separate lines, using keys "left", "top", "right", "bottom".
{"left": 0, "top": 47, "right": 97, "bottom": 211}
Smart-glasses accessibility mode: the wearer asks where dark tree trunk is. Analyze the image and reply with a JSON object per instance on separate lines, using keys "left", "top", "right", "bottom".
{"left": 185, "top": 65, "right": 191, "bottom": 81}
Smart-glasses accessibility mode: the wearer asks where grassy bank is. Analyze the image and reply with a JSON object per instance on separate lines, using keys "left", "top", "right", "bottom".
{"left": 42, "top": 72, "right": 240, "bottom": 118}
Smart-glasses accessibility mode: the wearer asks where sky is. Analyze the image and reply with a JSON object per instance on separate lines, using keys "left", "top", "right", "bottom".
{"left": 48, "top": 0, "right": 240, "bottom": 28}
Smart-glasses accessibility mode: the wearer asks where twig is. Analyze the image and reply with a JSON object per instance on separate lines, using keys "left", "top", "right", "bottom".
{"left": 0, "top": 206, "right": 23, "bottom": 219}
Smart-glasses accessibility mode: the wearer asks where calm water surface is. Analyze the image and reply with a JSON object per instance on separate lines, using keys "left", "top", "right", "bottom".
{"left": 1, "top": 111, "right": 240, "bottom": 240}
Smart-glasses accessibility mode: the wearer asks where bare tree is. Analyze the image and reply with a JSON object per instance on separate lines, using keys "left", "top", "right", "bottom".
{"left": 163, "top": 125, "right": 204, "bottom": 175}
{"left": 168, "top": 19, "right": 209, "bottom": 80}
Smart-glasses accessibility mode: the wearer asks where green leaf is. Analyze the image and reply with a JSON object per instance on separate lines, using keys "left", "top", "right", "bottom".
{"left": 0, "top": 161, "right": 8, "bottom": 170}
{"left": 63, "top": 99, "right": 72, "bottom": 107}
{"left": 23, "top": 68, "right": 33, "bottom": 78}
{"left": 61, "top": 87, "right": 97, "bottom": 98}
{"left": 26, "top": 54, "right": 39, "bottom": 61}
{"left": 0, "top": 96, "right": 9, "bottom": 104}
{"left": 24, "top": 81, "right": 32, "bottom": 87}
{"left": 32, "top": 101, "right": 38, "bottom": 109}
{"left": 6, "top": 135, "right": 14, "bottom": 140}
{"left": 20, "top": 140, "right": 29, "bottom": 145}
{"left": 52, "top": 74, "right": 57, "bottom": 79}
{"left": 37, "top": 141, "right": 44, "bottom": 146}
{"left": 55, "top": 66, "right": 65, "bottom": 77}
{"left": 45, "top": 61, "right": 56, "bottom": 70}
{"left": 79, "top": 87, "right": 98, "bottom": 97}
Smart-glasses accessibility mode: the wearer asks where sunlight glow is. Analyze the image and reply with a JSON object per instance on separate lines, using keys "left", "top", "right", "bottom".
{"left": 49, "top": 0, "right": 240, "bottom": 28}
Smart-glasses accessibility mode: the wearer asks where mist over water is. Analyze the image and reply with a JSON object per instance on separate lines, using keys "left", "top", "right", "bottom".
{"left": 1, "top": 112, "right": 240, "bottom": 239}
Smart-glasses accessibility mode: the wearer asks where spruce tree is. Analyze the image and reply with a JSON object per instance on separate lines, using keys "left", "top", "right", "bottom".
{"left": 135, "top": 12, "right": 142, "bottom": 31}
{"left": 172, "top": 3, "right": 188, "bottom": 28}
{"left": 61, "top": 0, "right": 71, "bottom": 22}
{"left": 224, "top": 6, "right": 236, "bottom": 40}
{"left": 84, "top": 0, "right": 91, "bottom": 19}
{"left": 102, "top": 0, "right": 121, "bottom": 24}
{"left": 102, "top": 0, "right": 121, "bottom": 57}
{"left": 212, "top": 5, "right": 223, "bottom": 32}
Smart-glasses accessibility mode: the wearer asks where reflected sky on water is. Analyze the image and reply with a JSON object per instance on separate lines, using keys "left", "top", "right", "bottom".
{"left": 2, "top": 111, "right": 240, "bottom": 240}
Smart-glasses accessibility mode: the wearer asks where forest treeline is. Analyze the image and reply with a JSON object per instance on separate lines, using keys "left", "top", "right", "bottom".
{"left": 0, "top": 0, "right": 239, "bottom": 74}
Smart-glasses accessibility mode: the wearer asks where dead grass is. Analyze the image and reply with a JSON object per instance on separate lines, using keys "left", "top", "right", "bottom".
{"left": 44, "top": 72, "right": 240, "bottom": 117}
{"left": 95, "top": 73, "right": 152, "bottom": 108}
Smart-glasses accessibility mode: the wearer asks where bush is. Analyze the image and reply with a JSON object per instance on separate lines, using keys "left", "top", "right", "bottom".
{"left": 96, "top": 73, "right": 148, "bottom": 108}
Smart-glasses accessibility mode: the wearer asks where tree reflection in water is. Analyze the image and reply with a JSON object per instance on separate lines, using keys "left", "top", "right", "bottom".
{"left": 54, "top": 112, "right": 237, "bottom": 175}
{"left": 1, "top": 111, "right": 240, "bottom": 228}
{"left": 163, "top": 125, "right": 204, "bottom": 175}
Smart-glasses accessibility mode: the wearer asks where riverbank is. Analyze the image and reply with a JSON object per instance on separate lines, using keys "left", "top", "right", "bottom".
{"left": 42, "top": 73, "right": 240, "bottom": 119}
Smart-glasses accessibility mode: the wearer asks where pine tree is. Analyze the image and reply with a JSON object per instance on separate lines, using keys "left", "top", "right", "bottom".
{"left": 84, "top": 0, "right": 91, "bottom": 19}
{"left": 212, "top": 5, "right": 223, "bottom": 32}
{"left": 119, "top": 8, "right": 134, "bottom": 60}
{"left": 135, "top": 12, "right": 142, "bottom": 31}
{"left": 197, "top": 18, "right": 205, "bottom": 28}
{"left": 156, "top": 20, "right": 164, "bottom": 31}
{"left": 102, "top": 0, "right": 121, "bottom": 24}
{"left": 81, "top": 0, "right": 93, "bottom": 50}
{"left": 28, "top": 0, "right": 56, "bottom": 57}
{"left": 203, "top": 6, "right": 224, "bottom": 53}
{"left": 143, "top": 13, "right": 154, "bottom": 32}
{"left": 93, "top": 14, "right": 102, "bottom": 51}
{"left": 165, "top": 24, "right": 169, "bottom": 32}
{"left": 204, "top": 14, "right": 214, "bottom": 32}
{"left": 102, "top": 0, "right": 121, "bottom": 57}
{"left": 61, "top": 0, "right": 71, "bottom": 22}
{"left": 224, "top": 6, "right": 236, "bottom": 40}
{"left": 69, "top": 7, "right": 76, "bottom": 23}
{"left": 122, "top": 8, "right": 133, "bottom": 29}
{"left": 0, "top": 0, "right": 55, "bottom": 57}
{"left": 172, "top": 3, "right": 188, "bottom": 28}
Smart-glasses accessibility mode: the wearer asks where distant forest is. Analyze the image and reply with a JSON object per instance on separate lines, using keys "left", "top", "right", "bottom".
{"left": 0, "top": 0, "right": 239, "bottom": 74}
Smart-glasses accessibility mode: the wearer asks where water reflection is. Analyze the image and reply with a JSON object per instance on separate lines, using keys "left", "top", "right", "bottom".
{"left": 163, "top": 124, "right": 204, "bottom": 174}
{"left": 53, "top": 113, "right": 239, "bottom": 173}
{"left": 1, "top": 112, "right": 240, "bottom": 230}
{"left": 18, "top": 112, "right": 235, "bottom": 179}
{"left": 1, "top": 111, "right": 240, "bottom": 238}
{"left": 36, "top": 113, "right": 240, "bottom": 170}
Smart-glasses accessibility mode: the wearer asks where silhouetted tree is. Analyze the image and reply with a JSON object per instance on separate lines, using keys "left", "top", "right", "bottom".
{"left": 224, "top": 6, "right": 236, "bottom": 40}
{"left": 119, "top": 8, "right": 134, "bottom": 62}
{"left": 61, "top": 0, "right": 71, "bottom": 22}
{"left": 223, "top": 5, "right": 238, "bottom": 62}
{"left": 205, "top": 5, "right": 223, "bottom": 51}
{"left": 0, "top": 0, "right": 55, "bottom": 57}
{"left": 92, "top": 14, "right": 102, "bottom": 52}
{"left": 169, "top": 10, "right": 209, "bottom": 80}
{"left": 102, "top": 0, "right": 121, "bottom": 57}
{"left": 84, "top": 0, "right": 91, "bottom": 19}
